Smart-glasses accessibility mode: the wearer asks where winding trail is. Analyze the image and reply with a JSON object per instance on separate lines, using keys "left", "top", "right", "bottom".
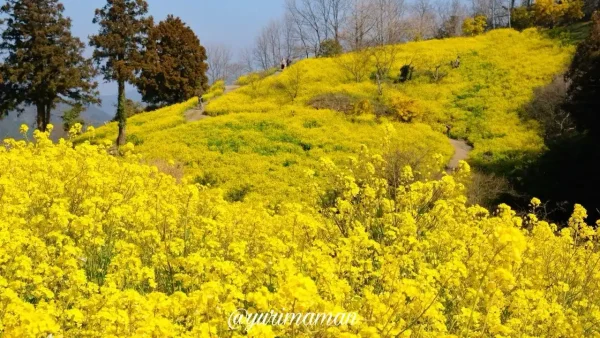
{"left": 447, "top": 139, "right": 473, "bottom": 171}
{"left": 184, "top": 85, "right": 240, "bottom": 122}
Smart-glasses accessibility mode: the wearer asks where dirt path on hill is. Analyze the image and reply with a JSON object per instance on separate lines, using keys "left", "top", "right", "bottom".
{"left": 447, "top": 139, "right": 473, "bottom": 171}
{"left": 185, "top": 85, "right": 241, "bottom": 122}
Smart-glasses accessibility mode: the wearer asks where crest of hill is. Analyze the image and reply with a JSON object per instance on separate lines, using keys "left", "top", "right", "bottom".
{"left": 205, "top": 28, "right": 574, "bottom": 173}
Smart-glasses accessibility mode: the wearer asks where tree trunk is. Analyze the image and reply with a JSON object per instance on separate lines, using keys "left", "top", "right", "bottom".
{"left": 36, "top": 103, "right": 46, "bottom": 132}
{"left": 116, "top": 80, "right": 127, "bottom": 146}
{"left": 45, "top": 104, "right": 51, "bottom": 131}
{"left": 492, "top": 0, "right": 496, "bottom": 29}
{"left": 508, "top": 1, "right": 512, "bottom": 29}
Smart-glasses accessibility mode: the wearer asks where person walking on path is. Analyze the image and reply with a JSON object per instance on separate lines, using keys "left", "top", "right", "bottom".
{"left": 281, "top": 58, "right": 287, "bottom": 70}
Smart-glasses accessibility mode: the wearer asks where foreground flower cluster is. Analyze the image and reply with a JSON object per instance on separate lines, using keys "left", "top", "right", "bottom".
{"left": 1, "top": 131, "right": 599, "bottom": 337}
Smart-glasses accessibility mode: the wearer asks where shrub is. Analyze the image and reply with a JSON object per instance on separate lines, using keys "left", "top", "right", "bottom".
{"left": 466, "top": 170, "right": 515, "bottom": 208}
{"left": 302, "top": 119, "right": 322, "bottom": 129}
{"left": 126, "top": 133, "right": 144, "bottom": 146}
{"left": 463, "top": 15, "right": 487, "bottom": 36}
{"left": 225, "top": 183, "right": 252, "bottom": 202}
{"left": 282, "top": 159, "right": 298, "bottom": 167}
{"left": 308, "top": 93, "right": 355, "bottom": 113}
{"left": 396, "top": 64, "right": 414, "bottom": 83}
{"left": 522, "top": 76, "right": 575, "bottom": 142}
{"left": 351, "top": 99, "right": 374, "bottom": 116}
{"left": 386, "top": 93, "right": 421, "bottom": 122}
{"left": 533, "top": 0, "right": 584, "bottom": 28}
{"left": 318, "top": 39, "right": 343, "bottom": 57}
{"left": 511, "top": 7, "right": 535, "bottom": 30}
{"left": 275, "top": 64, "right": 306, "bottom": 103}
{"left": 193, "top": 171, "right": 221, "bottom": 187}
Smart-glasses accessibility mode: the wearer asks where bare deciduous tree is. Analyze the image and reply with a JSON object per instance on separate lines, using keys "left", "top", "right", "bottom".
{"left": 338, "top": 47, "right": 372, "bottom": 82}
{"left": 285, "top": 0, "right": 352, "bottom": 56}
{"left": 471, "top": 0, "right": 511, "bottom": 28}
{"left": 328, "top": 0, "right": 350, "bottom": 42}
{"left": 225, "top": 62, "right": 246, "bottom": 85}
{"left": 525, "top": 76, "right": 576, "bottom": 141}
{"left": 276, "top": 64, "right": 306, "bottom": 102}
{"left": 286, "top": 0, "right": 324, "bottom": 56}
{"left": 408, "top": 0, "right": 437, "bottom": 40}
{"left": 253, "top": 20, "right": 284, "bottom": 70}
{"left": 372, "top": 44, "right": 399, "bottom": 95}
{"left": 252, "top": 18, "right": 302, "bottom": 71}
{"left": 342, "top": 0, "right": 376, "bottom": 50}
{"left": 371, "top": 0, "right": 407, "bottom": 46}
{"left": 436, "top": 0, "right": 467, "bottom": 38}
{"left": 206, "top": 44, "right": 232, "bottom": 84}
{"left": 240, "top": 46, "right": 255, "bottom": 73}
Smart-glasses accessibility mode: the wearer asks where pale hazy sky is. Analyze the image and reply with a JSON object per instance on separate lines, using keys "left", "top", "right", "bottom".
{"left": 61, "top": 0, "right": 286, "bottom": 95}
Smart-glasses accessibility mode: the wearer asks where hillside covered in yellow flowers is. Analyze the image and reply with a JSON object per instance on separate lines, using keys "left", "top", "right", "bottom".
{"left": 83, "top": 28, "right": 573, "bottom": 202}
{"left": 3, "top": 27, "right": 600, "bottom": 337}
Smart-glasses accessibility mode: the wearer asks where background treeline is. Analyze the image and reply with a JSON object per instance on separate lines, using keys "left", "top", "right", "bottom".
{"left": 0, "top": 0, "right": 208, "bottom": 145}
{"left": 206, "top": 0, "right": 597, "bottom": 84}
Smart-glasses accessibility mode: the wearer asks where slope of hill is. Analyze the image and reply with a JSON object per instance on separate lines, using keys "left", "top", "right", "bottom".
{"left": 84, "top": 28, "right": 573, "bottom": 203}
{"left": 206, "top": 28, "right": 574, "bottom": 174}
{"left": 83, "top": 97, "right": 451, "bottom": 204}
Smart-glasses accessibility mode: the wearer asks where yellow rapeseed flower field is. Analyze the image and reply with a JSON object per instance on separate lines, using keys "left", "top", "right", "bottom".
{"left": 3, "top": 28, "right": 597, "bottom": 337}
{"left": 2, "top": 130, "right": 600, "bottom": 337}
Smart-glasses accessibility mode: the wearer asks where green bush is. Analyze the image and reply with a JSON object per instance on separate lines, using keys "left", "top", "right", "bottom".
{"left": 194, "top": 171, "right": 221, "bottom": 187}
{"left": 126, "top": 134, "right": 144, "bottom": 146}
{"left": 318, "top": 39, "right": 343, "bottom": 57}
{"left": 225, "top": 184, "right": 253, "bottom": 202}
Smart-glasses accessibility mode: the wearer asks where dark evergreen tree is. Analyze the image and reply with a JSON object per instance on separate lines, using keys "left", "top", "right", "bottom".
{"left": 136, "top": 15, "right": 208, "bottom": 107}
{"left": 90, "top": 0, "right": 152, "bottom": 146}
{"left": 565, "top": 11, "right": 600, "bottom": 137}
{"left": 0, "top": 0, "right": 98, "bottom": 132}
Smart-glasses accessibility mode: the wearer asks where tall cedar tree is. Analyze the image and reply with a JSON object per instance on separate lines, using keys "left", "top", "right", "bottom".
{"left": 137, "top": 15, "right": 208, "bottom": 107}
{"left": 89, "top": 0, "right": 152, "bottom": 146}
{"left": 565, "top": 11, "right": 600, "bottom": 137}
{"left": 0, "top": 0, "right": 98, "bottom": 132}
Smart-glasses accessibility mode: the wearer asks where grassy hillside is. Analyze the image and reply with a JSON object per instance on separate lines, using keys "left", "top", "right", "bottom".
{"left": 84, "top": 28, "right": 573, "bottom": 203}
{"left": 6, "top": 28, "right": 600, "bottom": 337}
{"left": 206, "top": 28, "right": 573, "bottom": 173}
{"left": 85, "top": 99, "right": 450, "bottom": 204}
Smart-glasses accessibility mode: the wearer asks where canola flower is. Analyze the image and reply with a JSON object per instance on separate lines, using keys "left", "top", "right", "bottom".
{"left": 1, "top": 126, "right": 600, "bottom": 337}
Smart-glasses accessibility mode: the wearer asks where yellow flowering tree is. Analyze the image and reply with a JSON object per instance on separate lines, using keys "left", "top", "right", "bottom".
{"left": 462, "top": 15, "right": 487, "bottom": 36}
{"left": 533, "top": 0, "right": 584, "bottom": 28}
